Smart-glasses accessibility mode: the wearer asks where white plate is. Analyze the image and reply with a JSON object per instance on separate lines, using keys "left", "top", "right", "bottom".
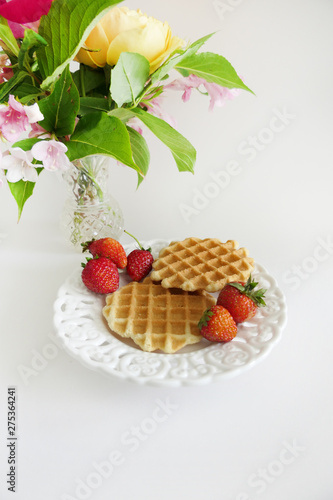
{"left": 53, "top": 239, "right": 287, "bottom": 387}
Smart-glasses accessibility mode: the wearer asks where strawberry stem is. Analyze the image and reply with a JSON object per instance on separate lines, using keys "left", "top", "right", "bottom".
{"left": 124, "top": 230, "right": 143, "bottom": 250}
{"left": 198, "top": 308, "right": 214, "bottom": 330}
{"left": 81, "top": 238, "right": 95, "bottom": 253}
{"left": 229, "top": 275, "right": 266, "bottom": 307}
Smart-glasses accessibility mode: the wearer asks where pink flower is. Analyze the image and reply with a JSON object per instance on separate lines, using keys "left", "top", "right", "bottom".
{"left": 166, "top": 74, "right": 241, "bottom": 111}
{"left": 7, "top": 19, "right": 40, "bottom": 38}
{"left": 0, "top": 0, "right": 51, "bottom": 38}
{"left": 0, "top": 54, "right": 14, "bottom": 84}
{"left": 141, "top": 96, "right": 177, "bottom": 128}
{"left": 1, "top": 147, "right": 38, "bottom": 183}
{"left": 0, "top": 96, "right": 29, "bottom": 142}
{"left": 0, "top": 95, "right": 43, "bottom": 142}
{"left": 24, "top": 101, "right": 44, "bottom": 124}
{"left": 0, "top": 0, "right": 52, "bottom": 24}
{"left": 165, "top": 74, "right": 200, "bottom": 103}
{"left": 0, "top": 65, "right": 14, "bottom": 84}
{"left": 204, "top": 81, "right": 241, "bottom": 112}
{"left": 28, "top": 122, "right": 52, "bottom": 139}
{"left": 31, "top": 139, "right": 71, "bottom": 171}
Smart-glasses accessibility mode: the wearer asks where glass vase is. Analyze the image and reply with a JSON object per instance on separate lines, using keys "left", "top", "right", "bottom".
{"left": 61, "top": 155, "right": 124, "bottom": 248}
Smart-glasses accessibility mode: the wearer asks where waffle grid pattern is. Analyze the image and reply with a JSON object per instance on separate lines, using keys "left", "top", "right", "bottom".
{"left": 151, "top": 238, "right": 254, "bottom": 292}
{"left": 103, "top": 279, "right": 215, "bottom": 353}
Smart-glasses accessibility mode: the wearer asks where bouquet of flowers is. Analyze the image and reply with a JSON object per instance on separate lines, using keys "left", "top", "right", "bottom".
{"left": 0, "top": 0, "right": 252, "bottom": 220}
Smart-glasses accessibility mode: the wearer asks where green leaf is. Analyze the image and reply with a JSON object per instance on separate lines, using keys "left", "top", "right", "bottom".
{"left": 79, "top": 96, "right": 110, "bottom": 115}
{"left": 109, "top": 107, "right": 135, "bottom": 123}
{"left": 13, "top": 83, "right": 44, "bottom": 104}
{"left": 175, "top": 68, "right": 191, "bottom": 78}
{"left": 66, "top": 112, "right": 141, "bottom": 174}
{"left": 0, "top": 16, "right": 19, "bottom": 56}
{"left": 175, "top": 52, "right": 253, "bottom": 93}
{"left": 12, "top": 138, "right": 41, "bottom": 151}
{"left": 7, "top": 179, "right": 37, "bottom": 221}
{"left": 150, "top": 33, "right": 214, "bottom": 85}
{"left": 126, "top": 108, "right": 196, "bottom": 174}
{"left": 9, "top": 140, "right": 44, "bottom": 220}
{"left": 38, "top": 66, "right": 80, "bottom": 136}
{"left": 0, "top": 71, "right": 29, "bottom": 103}
{"left": 18, "top": 29, "right": 47, "bottom": 71}
{"left": 6, "top": 140, "right": 43, "bottom": 220}
{"left": 37, "top": 0, "right": 123, "bottom": 90}
{"left": 126, "top": 126, "right": 150, "bottom": 187}
{"left": 72, "top": 66, "right": 106, "bottom": 95}
{"left": 111, "top": 52, "right": 150, "bottom": 107}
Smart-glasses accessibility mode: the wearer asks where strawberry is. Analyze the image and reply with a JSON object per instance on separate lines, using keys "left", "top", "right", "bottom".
{"left": 217, "top": 275, "right": 266, "bottom": 323}
{"left": 124, "top": 230, "right": 154, "bottom": 281}
{"left": 82, "top": 238, "right": 127, "bottom": 269}
{"left": 81, "top": 257, "right": 119, "bottom": 294}
{"left": 127, "top": 248, "right": 154, "bottom": 281}
{"left": 198, "top": 305, "right": 237, "bottom": 342}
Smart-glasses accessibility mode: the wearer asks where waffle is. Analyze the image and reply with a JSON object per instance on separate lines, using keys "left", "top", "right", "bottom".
{"left": 150, "top": 238, "right": 254, "bottom": 292}
{"left": 102, "top": 277, "right": 216, "bottom": 353}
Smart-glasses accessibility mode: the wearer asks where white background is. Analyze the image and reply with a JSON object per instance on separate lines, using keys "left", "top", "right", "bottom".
{"left": 1, "top": 0, "right": 333, "bottom": 499}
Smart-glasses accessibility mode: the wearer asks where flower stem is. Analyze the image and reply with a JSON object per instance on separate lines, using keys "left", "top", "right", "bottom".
{"left": 74, "top": 161, "right": 104, "bottom": 204}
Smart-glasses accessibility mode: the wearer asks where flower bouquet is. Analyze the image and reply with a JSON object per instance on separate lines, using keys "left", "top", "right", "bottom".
{"left": 0, "top": 0, "right": 252, "bottom": 234}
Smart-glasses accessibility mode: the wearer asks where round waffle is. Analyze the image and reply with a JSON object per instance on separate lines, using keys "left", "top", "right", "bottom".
{"left": 102, "top": 277, "right": 216, "bottom": 353}
{"left": 150, "top": 238, "right": 254, "bottom": 292}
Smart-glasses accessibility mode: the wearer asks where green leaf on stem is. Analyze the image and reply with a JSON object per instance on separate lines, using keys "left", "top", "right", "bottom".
{"left": 66, "top": 112, "right": 142, "bottom": 175}
{"left": 79, "top": 96, "right": 110, "bottom": 115}
{"left": 111, "top": 52, "right": 150, "bottom": 107}
{"left": 175, "top": 52, "right": 254, "bottom": 93}
{"left": 72, "top": 66, "right": 106, "bottom": 96}
{"left": 126, "top": 126, "right": 150, "bottom": 187}
{"left": 37, "top": 0, "right": 123, "bottom": 90}
{"left": 38, "top": 65, "right": 80, "bottom": 136}
{"left": 7, "top": 179, "right": 37, "bottom": 221}
{"left": 109, "top": 107, "right": 135, "bottom": 123}
{"left": 12, "top": 138, "right": 41, "bottom": 151}
{"left": 18, "top": 29, "right": 47, "bottom": 71}
{"left": 122, "top": 108, "right": 196, "bottom": 174}
{"left": 0, "top": 71, "right": 30, "bottom": 103}
{"left": 6, "top": 140, "right": 42, "bottom": 220}
{"left": 0, "top": 16, "right": 19, "bottom": 56}
{"left": 6, "top": 161, "right": 43, "bottom": 222}
{"left": 150, "top": 33, "right": 214, "bottom": 85}
{"left": 13, "top": 83, "right": 44, "bottom": 104}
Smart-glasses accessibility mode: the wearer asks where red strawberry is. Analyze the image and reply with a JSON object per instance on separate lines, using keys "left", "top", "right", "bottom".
{"left": 127, "top": 248, "right": 153, "bottom": 281}
{"left": 82, "top": 238, "right": 127, "bottom": 269}
{"left": 81, "top": 257, "right": 119, "bottom": 294}
{"left": 217, "top": 275, "right": 266, "bottom": 323}
{"left": 198, "top": 305, "right": 237, "bottom": 342}
{"left": 123, "top": 230, "right": 154, "bottom": 281}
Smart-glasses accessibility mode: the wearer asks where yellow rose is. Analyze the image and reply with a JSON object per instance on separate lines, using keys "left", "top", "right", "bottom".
{"left": 76, "top": 6, "right": 184, "bottom": 73}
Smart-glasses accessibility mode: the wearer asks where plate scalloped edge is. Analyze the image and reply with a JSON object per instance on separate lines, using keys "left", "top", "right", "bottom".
{"left": 53, "top": 239, "right": 288, "bottom": 387}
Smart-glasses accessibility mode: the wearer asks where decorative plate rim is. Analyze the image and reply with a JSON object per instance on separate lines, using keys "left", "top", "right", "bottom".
{"left": 53, "top": 239, "right": 288, "bottom": 387}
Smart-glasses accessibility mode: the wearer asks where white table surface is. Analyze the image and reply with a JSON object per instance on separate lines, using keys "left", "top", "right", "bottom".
{"left": 1, "top": 1, "right": 333, "bottom": 499}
